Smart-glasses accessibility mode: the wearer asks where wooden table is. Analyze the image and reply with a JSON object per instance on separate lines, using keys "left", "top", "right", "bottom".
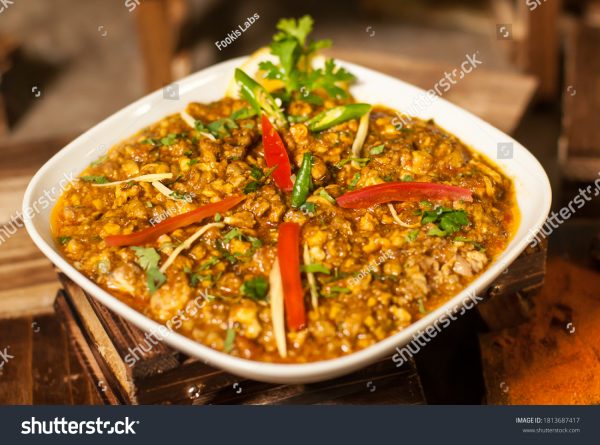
{"left": 328, "top": 48, "right": 537, "bottom": 135}
{"left": 0, "top": 59, "right": 540, "bottom": 405}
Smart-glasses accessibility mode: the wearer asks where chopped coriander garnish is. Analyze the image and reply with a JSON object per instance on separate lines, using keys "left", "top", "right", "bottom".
{"left": 195, "top": 118, "right": 238, "bottom": 139}
{"left": 250, "top": 165, "right": 264, "bottom": 180}
{"left": 301, "top": 263, "right": 331, "bottom": 274}
{"left": 160, "top": 133, "right": 179, "bottom": 146}
{"left": 349, "top": 173, "right": 361, "bottom": 189}
{"left": 427, "top": 226, "right": 447, "bottom": 237}
{"left": 142, "top": 137, "right": 160, "bottom": 146}
{"left": 406, "top": 230, "right": 419, "bottom": 242}
{"left": 143, "top": 133, "right": 184, "bottom": 147}
{"left": 207, "top": 118, "right": 238, "bottom": 138}
{"left": 194, "top": 121, "right": 208, "bottom": 134}
{"left": 402, "top": 174, "right": 414, "bottom": 182}
{"left": 81, "top": 175, "right": 110, "bottom": 184}
{"left": 184, "top": 267, "right": 207, "bottom": 287}
{"left": 215, "top": 240, "right": 242, "bottom": 264}
{"left": 145, "top": 268, "right": 167, "bottom": 294}
{"left": 453, "top": 236, "right": 470, "bottom": 243}
{"left": 299, "top": 201, "right": 316, "bottom": 214}
{"left": 57, "top": 236, "right": 72, "bottom": 245}
{"left": 199, "top": 257, "right": 219, "bottom": 270}
{"left": 383, "top": 175, "right": 394, "bottom": 182}
{"left": 131, "top": 247, "right": 166, "bottom": 294}
{"left": 224, "top": 327, "right": 236, "bottom": 353}
{"left": 230, "top": 107, "right": 257, "bottom": 121}
{"left": 170, "top": 191, "right": 191, "bottom": 201}
{"left": 243, "top": 166, "right": 276, "bottom": 194}
{"left": 131, "top": 246, "right": 160, "bottom": 271}
{"left": 319, "top": 189, "right": 336, "bottom": 204}
{"left": 243, "top": 181, "right": 262, "bottom": 194}
{"left": 454, "top": 237, "right": 485, "bottom": 251}
{"left": 188, "top": 272, "right": 201, "bottom": 287}
{"left": 223, "top": 228, "right": 243, "bottom": 243}
{"left": 247, "top": 236, "right": 263, "bottom": 249}
{"left": 240, "top": 276, "right": 269, "bottom": 301}
{"left": 336, "top": 157, "right": 369, "bottom": 168}
{"left": 418, "top": 299, "right": 428, "bottom": 314}
{"left": 421, "top": 207, "right": 469, "bottom": 237}
{"left": 214, "top": 213, "right": 222, "bottom": 222}
{"left": 369, "top": 144, "right": 385, "bottom": 155}
{"left": 325, "top": 286, "right": 351, "bottom": 297}
{"left": 187, "top": 159, "right": 199, "bottom": 166}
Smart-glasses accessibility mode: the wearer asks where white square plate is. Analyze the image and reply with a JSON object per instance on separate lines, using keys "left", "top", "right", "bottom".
{"left": 23, "top": 57, "right": 551, "bottom": 383}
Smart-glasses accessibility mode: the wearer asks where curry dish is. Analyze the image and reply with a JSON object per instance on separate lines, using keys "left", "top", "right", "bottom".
{"left": 51, "top": 16, "right": 518, "bottom": 363}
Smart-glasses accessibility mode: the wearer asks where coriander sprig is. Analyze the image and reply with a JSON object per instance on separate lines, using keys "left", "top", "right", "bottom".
{"left": 259, "top": 15, "right": 356, "bottom": 101}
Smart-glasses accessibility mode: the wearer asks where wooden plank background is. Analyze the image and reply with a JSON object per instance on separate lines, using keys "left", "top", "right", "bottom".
{"left": 0, "top": 314, "right": 101, "bottom": 404}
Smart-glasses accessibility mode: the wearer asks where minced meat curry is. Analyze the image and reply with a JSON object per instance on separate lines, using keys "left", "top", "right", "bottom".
{"left": 51, "top": 16, "right": 518, "bottom": 363}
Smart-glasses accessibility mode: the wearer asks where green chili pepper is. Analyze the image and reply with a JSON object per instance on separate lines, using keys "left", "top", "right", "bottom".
{"left": 306, "top": 103, "right": 371, "bottom": 132}
{"left": 234, "top": 69, "right": 287, "bottom": 128}
{"left": 291, "top": 152, "right": 313, "bottom": 208}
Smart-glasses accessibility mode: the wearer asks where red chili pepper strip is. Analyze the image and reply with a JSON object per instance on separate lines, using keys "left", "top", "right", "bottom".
{"left": 336, "top": 182, "right": 473, "bottom": 209}
{"left": 277, "top": 222, "right": 306, "bottom": 331}
{"left": 261, "top": 114, "right": 294, "bottom": 192}
{"left": 105, "top": 195, "right": 245, "bottom": 247}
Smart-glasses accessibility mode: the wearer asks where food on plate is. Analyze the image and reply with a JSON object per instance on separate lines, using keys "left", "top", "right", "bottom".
{"left": 51, "top": 16, "right": 518, "bottom": 363}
